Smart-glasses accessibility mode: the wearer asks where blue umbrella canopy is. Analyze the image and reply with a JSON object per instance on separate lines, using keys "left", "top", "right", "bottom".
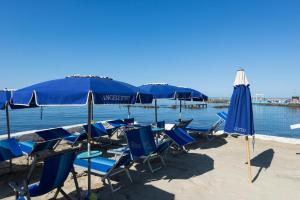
{"left": 139, "top": 83, "right": 208, "bottom": 122}
{"left": 224, "top": 70, "right": 255, "bottom": 136}
{"left": 0, "top": 90, "right": 11, "bottom": 110}
{"left": 138, "top": 83, "right": 192, "bottom": 100}
{"left": 12, "top": 75, "right": 153, "bottom": 106}
{"left": 10, "top": 75, "right": 153, "bottom": 196}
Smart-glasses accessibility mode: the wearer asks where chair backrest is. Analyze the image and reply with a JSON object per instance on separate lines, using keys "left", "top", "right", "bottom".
{"left": 35, "top": 128, "right": 71, "bottom": 141}
{"left": 83, "top": 123, "right": 108, "bottom": 138}
{"left": 123, "top": 118, "right": 134, "bottom": 125}
{"left": 108, "top": 119, "right": 126, "bottom": 126}
{"left": 31, "top": 139, "right": 61, "bottom": 155}
{"left": 156, "top": 121, "right": 165, "bottom": 129}
{"left": 31, "top": 151, "right": 76, "bottom": 197}
{"left": 175, "top": 119, "right": 193, "bottom": 129}
{"left": 165, "top": 128, "right": 195, "bottom": 146}
{"left": 217, "top": 112, "right": 228, "bottom": 121}
{"left": 0, "top": 138, "right": 23, "bottom": 162}
{"left": 208, "top": 112, "right": 228, "bottom": 133}
{"left": 125, "top": 126, "right": 156, "bottom": 160}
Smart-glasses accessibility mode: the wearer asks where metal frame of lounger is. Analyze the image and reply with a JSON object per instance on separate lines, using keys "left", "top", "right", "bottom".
{"left": 74, "top": 151, "right": 133, "bottom": 192}
{"left": 9, "top": 149, "right": 80, "bottom": 200}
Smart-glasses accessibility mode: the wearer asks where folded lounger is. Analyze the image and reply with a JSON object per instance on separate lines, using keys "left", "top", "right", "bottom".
{"left": 164, "top": 127, "right": 196, "bottom": 152}
{"left": 125, "top": 125, "right": 170, "bottom": 173}
{"left": 74, "top": 151, "right": 132, "bottom": 192}
{"left": 9, "top": 150, "right": 80, "bottom": 200}
{"left": 185, "top": 112, "right": 228, "bottom": 140}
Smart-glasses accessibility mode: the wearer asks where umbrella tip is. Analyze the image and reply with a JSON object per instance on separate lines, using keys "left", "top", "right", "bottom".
{"left": 237, "top": 67, "right": 245, "bottom": 72}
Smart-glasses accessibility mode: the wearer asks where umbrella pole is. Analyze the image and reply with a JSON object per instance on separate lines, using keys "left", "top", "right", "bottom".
{"left": 127, "top": 105, "right": 131, "bottom": 118}
{"left": 179, "top": 100, "right": 182, "bottom": 122}
{"left": 5, "top": 103, "right": 12, "bottom": 172}
{"left": 87, "top": 94, "right": 92, "bottom": 195}
{"left": 245, "top": 136, "right": 252, "bottom": 183}
{"left": 155, "top": 99, "right": 158, "bottom": 124}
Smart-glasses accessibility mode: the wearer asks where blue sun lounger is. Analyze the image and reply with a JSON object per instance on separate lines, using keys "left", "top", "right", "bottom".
{"left": 74, "top": 151, "right": 132, "bottom": 192}
{"left": 18, "top": 138, "right": 61, "bottom": 157}
{"left": 125, "top": 125, "right": 170, "bottom": 173}
{"left": 83, "top": 122, "right": 113, "bottom": 146}
{"left": 164, "top": 127, "right": 196, "bottom": 152}
{"left": 9, "top": 150, "right": 80, "bottom": 200}
{"left": 185, "top": 112, "right": 228, "bottom": 140}
{"left": 34, "top": 128, "right": 87, "bottom": 147}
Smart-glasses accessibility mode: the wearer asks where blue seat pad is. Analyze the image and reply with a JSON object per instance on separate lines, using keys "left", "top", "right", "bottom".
{"left": 74, "top": 156, "right": 116, "bottom": 174}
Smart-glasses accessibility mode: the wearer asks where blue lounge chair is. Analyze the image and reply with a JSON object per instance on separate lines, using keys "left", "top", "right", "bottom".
{"left": 123, "top": 118, "right": 134, "bottom": 125}
{"left": 0, "top": 138, "right": 23, "bottom": 162}
{"left": 83, "top": 122, "right": 112, "bottom": 146}
{"left": 125, "top": 125, "right": 168, "bottom": 173}
{"left": 185, "top": 112, "right": 228, "bottom": 140}
{"left": 9, "top": 150, "right": 80, "bottom": 200}
{"left": 18, "top": 138, "right": 61, "bottom": 157}
{"left": 74, "top": 152, "right": 132, "bottom": 192}
{"left": 34, "top": 128, "right": 87, "bottom": 147}
{"left": 0, "top": 138, "right": 24, "bottom": 173}
{"left": 175, "top": 119, "right": 193, "bottom": 129}
{"left": 164, "top": 128, "right": 196, "bottom": 152}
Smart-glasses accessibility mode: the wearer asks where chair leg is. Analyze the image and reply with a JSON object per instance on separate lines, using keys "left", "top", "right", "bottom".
{"left": 59, "top": 188, "right": 72, "bottom": 200}
{"left": 107, "top": 178, "right": 122, "bottom": 192}
{"left": 125, "top": 168, "right": 133, "bottom": 183}
{"left": 53, "top": 188, "right": 60, "bottom": 199}
{"left": 71, "top": 168, "right": 81, "bottom": 200}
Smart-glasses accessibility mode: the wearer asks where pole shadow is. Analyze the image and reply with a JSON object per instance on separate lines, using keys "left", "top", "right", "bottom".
{"left": 250, "top": 148, "right": 274, "bottom": 183}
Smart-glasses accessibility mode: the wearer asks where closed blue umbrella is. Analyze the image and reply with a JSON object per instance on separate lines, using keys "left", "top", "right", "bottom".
{"left": 224, "top": 69, "right": 255, "bottom": 183}
{"left": 139, "top": 83, "right": 207, "bottom": 122}
{"left": 11, "top": 75, "right": 153, "bottom": 196}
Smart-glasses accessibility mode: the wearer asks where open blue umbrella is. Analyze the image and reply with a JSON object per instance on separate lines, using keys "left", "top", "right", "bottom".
{"left": 11, "top": 75, "right": 153, "bottom": 196}
{"left": 139, "top": 83, "right": 207, "bottom": 123}
{"left": 224, "top": 69, "right": 255, "bottom": 183}
{"left": 1, "top": 90, "right": 12, "bottom": 138}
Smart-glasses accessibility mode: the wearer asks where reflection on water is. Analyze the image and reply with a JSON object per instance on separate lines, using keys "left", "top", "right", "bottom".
{"left": 1, "top": 100, "right": 300, "bottom": 138}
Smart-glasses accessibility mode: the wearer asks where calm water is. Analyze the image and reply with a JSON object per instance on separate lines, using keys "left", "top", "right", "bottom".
{"left": 1, "top": 100, "right": 300, "bottom": 138}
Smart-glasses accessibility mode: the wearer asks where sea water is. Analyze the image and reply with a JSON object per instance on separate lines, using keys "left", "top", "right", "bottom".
{"left": 1, "top": 100, "right": 300, "bottom": 138}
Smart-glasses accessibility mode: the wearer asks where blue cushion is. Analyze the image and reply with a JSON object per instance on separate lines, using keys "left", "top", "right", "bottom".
{"left": 0, "top": 138, "right": 23, "bottom": 161}
{"left": 19, "top": 141, "right": 35, "bottom": 155}
{"left": 74, "top": 156, "right": 116, "bottom": 174}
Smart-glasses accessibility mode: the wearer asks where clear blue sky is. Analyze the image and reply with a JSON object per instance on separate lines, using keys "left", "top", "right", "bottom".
{"left": 0, "top": 0, "right": 299, "bottom": 98}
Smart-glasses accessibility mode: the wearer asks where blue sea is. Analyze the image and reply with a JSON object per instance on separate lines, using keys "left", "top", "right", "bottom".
{"left": 1, "top": 100, "right": 300, "bottom": 138}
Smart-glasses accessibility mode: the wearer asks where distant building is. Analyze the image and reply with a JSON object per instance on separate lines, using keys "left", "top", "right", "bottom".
{"left": 291, "top": 96, "right": 300, "bottom": 104}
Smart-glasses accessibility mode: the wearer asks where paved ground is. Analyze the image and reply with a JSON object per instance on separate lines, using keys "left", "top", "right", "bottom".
{"left": 1, "top": 134, "right": 300, "bottom": 200}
